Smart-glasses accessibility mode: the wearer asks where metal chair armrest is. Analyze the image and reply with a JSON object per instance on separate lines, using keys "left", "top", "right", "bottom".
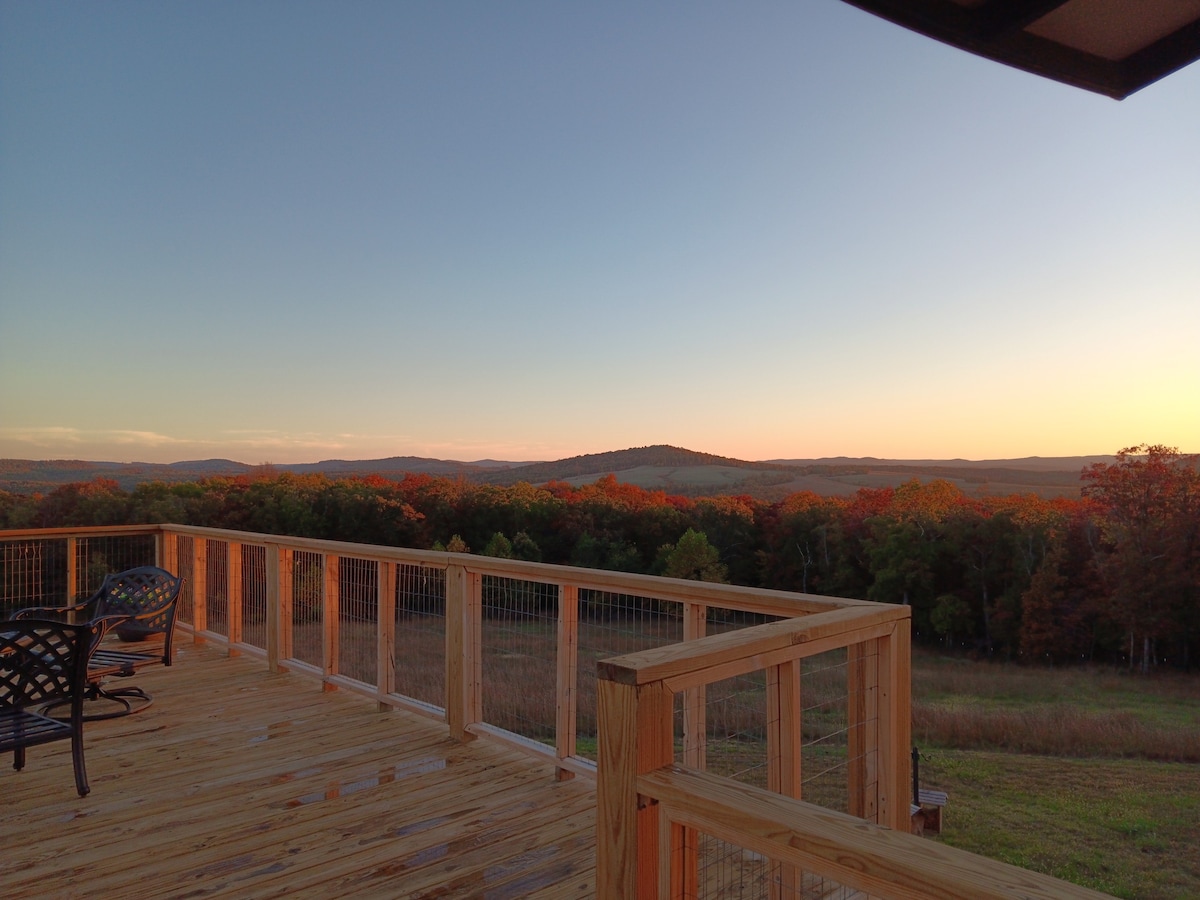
{"left": 10, "top": 600, "right": 96, "bottom": 621}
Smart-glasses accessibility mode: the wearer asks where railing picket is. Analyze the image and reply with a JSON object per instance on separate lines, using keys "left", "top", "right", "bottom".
{"left": 227, "top": 541, "right": 243, "bottom": 655}
{"left": 377, "top": 560, "right": 397, "bottom": 710}
{"left": 65, "top": 536, "right": 77, "bottom": 604}
{"left": 555, "top": 584, "right": 579, "bottom": 779}
{"left": 265, "top": 542, "right": 281, "bottom": 671}
{"left": 191, "top": 537, "right": 208, "bottom": 639}
{"left": 322, "top": 553, "right": 339, "bottom": 689}
{"left": 445, "top": 563, "right": 481, "bottom": 741}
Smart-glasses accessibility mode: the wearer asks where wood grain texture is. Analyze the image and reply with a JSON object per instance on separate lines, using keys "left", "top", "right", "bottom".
{"left": 641, "top": 765, "right": 1114, "bottom": 900}
{"left": 0, "top": 643, "right": 595, "bottom": 899}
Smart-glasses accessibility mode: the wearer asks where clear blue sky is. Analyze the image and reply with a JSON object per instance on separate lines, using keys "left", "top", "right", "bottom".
{"left": 2, "top": 2, "right": 1197, "bottom": 465}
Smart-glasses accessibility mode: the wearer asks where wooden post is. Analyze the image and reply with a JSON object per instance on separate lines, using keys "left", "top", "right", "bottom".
{"left": 596, "top": 676, "right": 674, "bottom": 899}
{"left": 664, "top": 818, "right": 684, "bottom": 899}
{"left": 446, "top": 564, "right": 480, "bottom": 741}
{"left": 227, "top": 541, "right": 243, "bottom": 656}
{"left": 65, "top": 536, "right": 78, "bottom": 604}
{"left": 878, "top": 616, "right": 912, "bottom": 831}
{"left": 161, "top": 530, "right": 178, "bottom": 578}
{"left": 678, "top": 600, "right": 706, "bottom": 898}
{"left": 266, "top": 543, "right": 281, "bottom": 672}
{"left": 848, "top": 638, "right": 881, "bottom": 821}
{"left": 191, "top": 538, "right": 208, "bottom": 640}
{"left": 681, "top": 601, "right": 707, "bottom": 770}
{"left": 322, "top": 553, "right": 340, "bottom": 691}
{"left": 555, "top": 584, "right": 579, "bottom": 779}
{"left": 279, "top": 548, "right": 294, "bottom": 664}
{"left": 767, "top": 658, "right": 802, "bottom": 899}
{"left": 377, "top": 560, "right": 397, "bottom": 711}
{"left": 767, "top": 660, "right": 802, "bottom": 799}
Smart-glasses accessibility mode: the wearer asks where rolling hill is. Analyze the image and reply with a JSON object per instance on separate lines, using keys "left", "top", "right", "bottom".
{"left": 0, "top": 445, "right": 1109, "bottom": 500}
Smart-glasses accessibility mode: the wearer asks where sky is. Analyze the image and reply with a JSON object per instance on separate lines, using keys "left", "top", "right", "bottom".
{"left": 2, "top": 2, "right": 1198, "bottom": 466}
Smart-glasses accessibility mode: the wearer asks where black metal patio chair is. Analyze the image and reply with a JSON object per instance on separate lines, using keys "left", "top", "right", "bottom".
{"left": 12, "top": 566, "right": 184, "bottom": 719}
{"left": 1, "top": 618, "right": 104, "bottom": 796}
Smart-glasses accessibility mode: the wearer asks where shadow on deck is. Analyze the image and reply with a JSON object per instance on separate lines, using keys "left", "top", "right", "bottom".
{"left": 1, "top": 643, "right": 595, "bottom": 898}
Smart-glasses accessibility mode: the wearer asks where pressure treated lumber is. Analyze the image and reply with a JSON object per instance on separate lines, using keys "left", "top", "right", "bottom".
{"left": 0, "top": 644, "right": 594, "bottom": 899}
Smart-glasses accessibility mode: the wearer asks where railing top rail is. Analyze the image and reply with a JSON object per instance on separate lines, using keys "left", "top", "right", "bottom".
{"left": 156, "top": 523, "right": 873, "bottom": 616}
{"left": 0, "top": 524, "right": 162, "bottom": 541}
{"left": 640, "top": 765, "right": 1112, "bottom": 900}
{"left": 4, "top": 523, "right": 881, "bottom": 619}
{"left": 599, "top": 604, "right": 909, "bottom": 689}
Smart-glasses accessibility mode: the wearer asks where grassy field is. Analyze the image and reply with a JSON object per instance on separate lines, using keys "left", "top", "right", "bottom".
{"left": 291, "top": 610, "right": 1197, "bottom": 897}
{"left": 911, "top": 652, "right": 1200, "bottom": 899}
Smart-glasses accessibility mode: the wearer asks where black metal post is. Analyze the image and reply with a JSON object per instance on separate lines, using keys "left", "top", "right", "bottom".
{"left": 912, "top": 746, "right": 920, "bottom": 806}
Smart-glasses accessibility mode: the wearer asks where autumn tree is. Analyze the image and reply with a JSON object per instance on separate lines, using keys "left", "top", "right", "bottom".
{"left": 758, "top": 491, "right": 841, "bottom": 595}
{"left": 1083, "top": 445, "right": 1200, "bottom": 671}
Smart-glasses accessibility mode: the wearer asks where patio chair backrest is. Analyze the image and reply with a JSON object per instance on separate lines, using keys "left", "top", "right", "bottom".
{"left": 0, "top": 619, "right": 98, "bottom": 711}
{"left": 89, "top": 566, "right": 184, "bottom": 640}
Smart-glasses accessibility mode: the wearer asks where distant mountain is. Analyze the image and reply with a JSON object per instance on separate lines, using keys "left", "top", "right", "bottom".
{"left": 473, "top": 445, "right": 789, "bottom": 486}
{"left": 473, "top": 446, "right": 1101, "bottom": 500}
{"left": 767, "top": 455, "right": 1118, "bottom": 472}
{"left": 284, "top": 456, "right": 486, "bottom": 477}
{"left": 0, "top": 455, "right": 488, "bottom": 494}
{"left": 0, "top": 445, "right": 1113, "bottom": 499}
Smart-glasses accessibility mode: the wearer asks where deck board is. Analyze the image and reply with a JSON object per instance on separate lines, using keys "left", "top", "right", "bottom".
{"left": 1, "top": 642, "right": 596, "bottom": 898}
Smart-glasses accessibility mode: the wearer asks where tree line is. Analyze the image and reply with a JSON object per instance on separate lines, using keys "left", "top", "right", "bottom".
{"left": 3, "top": 444, "right": 1195, "bottom": 671}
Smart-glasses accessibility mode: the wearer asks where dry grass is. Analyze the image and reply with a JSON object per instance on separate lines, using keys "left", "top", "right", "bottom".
{"left": 914, "top": 703, "right": 1200, "bottom": 762}
{"left": 913, "top": 652, "right": 1200, "bottom": 762}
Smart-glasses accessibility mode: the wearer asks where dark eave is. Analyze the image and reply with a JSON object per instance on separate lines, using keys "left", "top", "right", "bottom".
{"left": 841, "top": 0, "right": 1200, "bottom": 99}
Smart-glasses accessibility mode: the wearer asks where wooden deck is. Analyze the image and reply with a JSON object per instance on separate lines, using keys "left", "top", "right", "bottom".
{"left": 1, "top": 642, "right": 596, "bottom": 898}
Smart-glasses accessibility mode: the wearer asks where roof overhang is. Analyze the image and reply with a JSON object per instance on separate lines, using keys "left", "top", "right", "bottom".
{"left": 841, "top": 0, "right": 1200, "bottom": 99}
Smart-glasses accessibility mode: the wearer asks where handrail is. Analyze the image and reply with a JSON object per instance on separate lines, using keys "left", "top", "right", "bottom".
{"left": 596, "top": 600, "right": 912, "bottom": 896}
{"left": 154, "top": 522, "right": 871, "bottom": 617}
{"left": 598, "top": 604, "right": 908, "bottom": 689}
{"left": 0, "top": 525, "right": 162, "bottom": 540}
{"left": 639, "top": 765, "right": 1111, "bottom": 900}
{"left": 2, "top": 524, "right": 871, "bottom": 779}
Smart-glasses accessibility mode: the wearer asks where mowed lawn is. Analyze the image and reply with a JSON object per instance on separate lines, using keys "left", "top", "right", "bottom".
{"left": 911, "top": 653, "right": 1200, "bottom": 899}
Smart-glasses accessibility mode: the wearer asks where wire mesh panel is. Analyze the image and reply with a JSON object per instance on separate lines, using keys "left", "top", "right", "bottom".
{"left": 291, "top": 550, "right": 323, "bottom": 666}
{"left": 704, "top": 669, "right": 770, "bottom": 786}
{"left": 480, "top": 575, "right": 559, "bottom": 745}
{"left": 0, "top": 540, "right": 67, "bottom": 615}
{"left": 697, "top": 835, "right": 773, "bottom": 899}
{"left": 74, "top": 535, "right": 158, "bottom": 598}
{"left": 694, "top": 833, "right": 862, "bottom": 900}
{"left": 575, "top": 590, "right": 684, "bottom": 762}
{"left": 175, "top": 536, "right": 195, "bottom": 627}
{"left": 337, "top": 556, "right": 377, "bottom": 686}
{"left": 700, "top": 613, "right": 781, "bottom": 789}
{"left": 0, "top": 533, "right": 157, "bottom": 614}
{"left": 205, "top": 540, "right": 229, "bottom": 638}
{"left": 801, "top": 648, "right": 851, "bottom": 814}
{"left": 692, "top": 614, "right": 852, "bottom": 815}
{"left": 394, "top": 563, "right": 446, "bottom": 710}
{"left": 240, "top": 544, "right": 268, "bottom": 650}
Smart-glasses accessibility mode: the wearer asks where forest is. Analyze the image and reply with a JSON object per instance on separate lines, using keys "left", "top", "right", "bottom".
{"left": 2, "top": 444, "right": 1196, "bottom": 672}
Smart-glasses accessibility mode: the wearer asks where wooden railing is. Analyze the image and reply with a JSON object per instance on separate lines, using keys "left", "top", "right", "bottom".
{"left": 596, "top": 604, "right": 911, "bottom": 896}
{"left": 1, "top": 524, "right": 1113, "bottom": 899}
{"left": 1, "top": 524, "right": 882, "bottom": 784}
{"left": 596, "top": 612, "right": 1112, "bottom": 899}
